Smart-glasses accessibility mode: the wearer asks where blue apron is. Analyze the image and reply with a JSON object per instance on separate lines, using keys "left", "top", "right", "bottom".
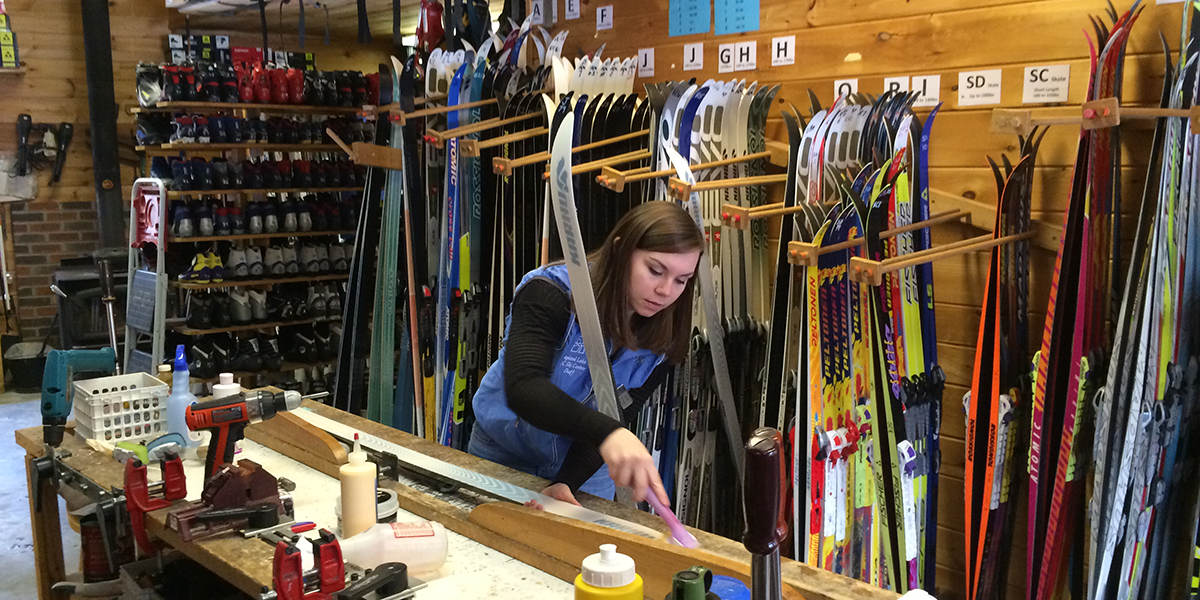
{"left": 468, "top": 264, "right": 665, "bottom": 499}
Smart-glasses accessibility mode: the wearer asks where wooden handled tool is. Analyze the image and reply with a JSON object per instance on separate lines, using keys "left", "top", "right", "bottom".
{"left": 744, "top": 427, "right": 787, "bottom": 600}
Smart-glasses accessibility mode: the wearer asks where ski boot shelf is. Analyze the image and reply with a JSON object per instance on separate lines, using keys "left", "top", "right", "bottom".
{"left": 992, "top": 96, "right": 1200, "bottom": 136}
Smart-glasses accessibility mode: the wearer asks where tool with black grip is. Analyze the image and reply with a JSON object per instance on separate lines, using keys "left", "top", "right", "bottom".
{"left": 50, "top": 122, "right": 72, "bottom": 184}
{"left": 15, "top": 113, "right": 31, "bottom": 176}
{"left": 186, "top": 389, "right": 303, "bottom": 481}
{"left": 743, "top": 427, "right": 786, "bottom": 600}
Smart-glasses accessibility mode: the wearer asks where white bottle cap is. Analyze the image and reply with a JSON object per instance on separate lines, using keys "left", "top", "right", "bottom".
{"left": 158, "top": 365, "right": 171, "bottom": 374}
{"left": 219, "top": 372, "right": 233, "bottom": 386}
{"left": 581, "top": 544, "right": 635, "bottom": 588}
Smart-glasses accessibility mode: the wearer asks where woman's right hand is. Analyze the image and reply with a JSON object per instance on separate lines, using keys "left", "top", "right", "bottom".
{"left": 599, "top": 428, "right": 669, "bottom": 506}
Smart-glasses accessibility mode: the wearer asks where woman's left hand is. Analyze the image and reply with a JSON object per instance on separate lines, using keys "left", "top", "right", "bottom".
{"left": 524, "top": 483, "right": 582, "bottom": 510}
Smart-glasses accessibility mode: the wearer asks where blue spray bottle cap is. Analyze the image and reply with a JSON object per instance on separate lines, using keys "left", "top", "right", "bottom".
{"left": 174, "top": 344, "right": 188, "bottom": 372}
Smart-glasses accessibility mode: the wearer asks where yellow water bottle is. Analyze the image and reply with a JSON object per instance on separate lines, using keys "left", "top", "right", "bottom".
{"left": 574, "top": 544, "right": 643, "bottom": 600}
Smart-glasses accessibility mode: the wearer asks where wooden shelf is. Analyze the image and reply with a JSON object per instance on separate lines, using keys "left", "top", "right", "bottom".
{"left": 0, "top": 67, "right": 26, "bottom": 75}
{"left": 130, "top": 101, "right": 365, "bottom": 116}
{"left": 136, "top": 143, "right": 346, "bottom": 153}
{"left": 190, "top": 357, "right": 338, "bottom": 383}
{"left": 166, "top": 187, "right": 360, "bottom": 199}
{"left": 172, "top": 315, "right": 341, "bottom": 336}
{"left": 172, "top": 272, "right": 348, "bottom": 290}
{"left": 169, "top": 230, "right": 354, "bottom": 243}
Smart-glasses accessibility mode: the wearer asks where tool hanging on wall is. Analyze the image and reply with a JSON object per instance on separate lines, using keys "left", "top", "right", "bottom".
{"left": 14, "top": 114, "right": 74, "bottom": 184}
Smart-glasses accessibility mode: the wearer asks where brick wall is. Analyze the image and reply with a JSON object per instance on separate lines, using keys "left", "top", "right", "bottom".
{"left": 10, "top": 200, "right": 104, "bottom": 342}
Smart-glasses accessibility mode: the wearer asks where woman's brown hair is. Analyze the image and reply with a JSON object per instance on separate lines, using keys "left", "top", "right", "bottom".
{"left": 589, "top": 201, "right": 704, "bottom": 364}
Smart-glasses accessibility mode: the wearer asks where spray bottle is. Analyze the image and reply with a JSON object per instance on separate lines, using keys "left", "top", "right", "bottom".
{"left": 165, "top": 345, "right": 201, "bottom": 448}
{"left": 574, "top": 544, "right": 643, "bottom": 599}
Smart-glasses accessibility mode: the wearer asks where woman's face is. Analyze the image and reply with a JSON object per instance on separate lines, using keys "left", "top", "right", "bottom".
{"left": 628, "top": 248, "right": 701, "bottom": 318}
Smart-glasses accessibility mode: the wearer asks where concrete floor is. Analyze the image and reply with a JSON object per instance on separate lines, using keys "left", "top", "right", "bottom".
{"left": 0, "top": 391, "right": 82, "bottom": 600}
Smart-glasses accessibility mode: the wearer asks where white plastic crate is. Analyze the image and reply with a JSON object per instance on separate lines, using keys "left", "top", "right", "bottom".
{"left": 72, "top": 372, "right": 169, "bottom": 444}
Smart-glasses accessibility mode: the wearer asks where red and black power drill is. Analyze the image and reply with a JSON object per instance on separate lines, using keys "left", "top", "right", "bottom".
{"left": 186, "top": 389, "right": 302, "bottom": 481}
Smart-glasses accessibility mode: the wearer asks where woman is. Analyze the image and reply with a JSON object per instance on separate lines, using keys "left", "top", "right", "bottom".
{"left": 468, "top": 201, "right": 703, "bottom": 507}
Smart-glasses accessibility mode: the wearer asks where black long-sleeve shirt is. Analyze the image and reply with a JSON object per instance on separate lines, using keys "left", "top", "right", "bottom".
{"left": 503, "top": 278, "right": 670, "bottom": 492}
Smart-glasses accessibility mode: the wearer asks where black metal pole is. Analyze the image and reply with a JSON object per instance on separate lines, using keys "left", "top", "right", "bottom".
{"left": 78, "top": 0, "right": 124, "bottom": 249}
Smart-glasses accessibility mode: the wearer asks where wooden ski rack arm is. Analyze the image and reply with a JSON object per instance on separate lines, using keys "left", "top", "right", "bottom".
{"left": 376, "top": 92, "right": 449, "bottom": 113}
{"left": 928, "top": 187, "right": 1061, "bottom": 250}
{"left": 992, "top": 96, "right": 1200, "bottom": 136}
{"left": 598, "top": 151, "right": 773, "bottom": 192}
{"left": 849, "top": 230, "right": 1036, "bottom": 286}
{"left": 786, "top": 209, "right": 968, "bottom": 266}
{"left": 493, "top": 128, "right": 650, "bottom": 175}
{"left": 669, "top": 173, "right": 789, "bottom": 200}
{"left": 542, "top": 150, "right": 652, "bottom": 179}
{"left": 462, "top": 127, "right": 548, "bottom": 157}
{"left": 326, "top": 128, "right": 403, "bottom": 171}
{"left": 427, "top": 112, "right": 542, "bottom": 148}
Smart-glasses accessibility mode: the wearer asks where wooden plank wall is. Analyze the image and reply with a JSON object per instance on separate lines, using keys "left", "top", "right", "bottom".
{"left": 0, "top": 0, "right": 392, "bottom": 343}
{"left": 542, "top": 1, "right": 1186, "bottom": 599}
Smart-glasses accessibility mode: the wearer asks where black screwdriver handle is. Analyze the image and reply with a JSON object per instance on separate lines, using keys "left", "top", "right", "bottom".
{"left": 742, "top": 427, "right": 787, "bottom": 556}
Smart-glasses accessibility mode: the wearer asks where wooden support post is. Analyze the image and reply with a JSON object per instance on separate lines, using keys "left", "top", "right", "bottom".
{"left": 26, "top": 453, "right": 64, "bottom": 600}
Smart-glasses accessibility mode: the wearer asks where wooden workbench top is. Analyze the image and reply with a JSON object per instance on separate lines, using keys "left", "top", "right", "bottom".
{"left": 16, "top": 400, "right": 900, "bottom": 600}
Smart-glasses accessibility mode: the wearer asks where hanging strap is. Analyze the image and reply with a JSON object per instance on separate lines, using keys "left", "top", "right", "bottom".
{"left": 393, "top": 0, "right": 403, "bottom": 51}
{"left": 357, "top": 0, "right": 372, "bottom": 44}
{"left": 258, "top": 0, "right": 269, "bottom": 61}
{"left": 298, "top": 0, "right": 306, "bottom": 50}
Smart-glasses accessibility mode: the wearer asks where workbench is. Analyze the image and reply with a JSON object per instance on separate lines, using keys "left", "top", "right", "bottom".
{"left": 17, "top": 400, "right": 901, "bottom": 600}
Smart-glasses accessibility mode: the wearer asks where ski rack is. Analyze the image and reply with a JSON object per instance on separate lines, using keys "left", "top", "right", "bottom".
{"left": 426, "top": 112, "right": 542, "bottom": 148}
{"left": 992, "top": 96, "right": 1200, "bottom": 136}
{"left": 667, "top": 173, "right": 789, "bottom": 200}
{"left": 375, "top": 91, "right": 448, "bottom": 113}
{"left": 849, "top": 229, "right": 1036, "bottom": 285}
{"left": 492, "top": 128, "right": 650, "bottom": 175}
{"left": 927, "top": 187, "right": 1061, "bottom": 250}
{"left": 541, "top": 149, "right": 652, "bottom": 180}
{"left": 326, "top": 128, "right": 404, "bottom": 171}
{"left": 597, "top": 150, "right": 774, "bottom": 193}
{"left": 386, "top": 87, "right": 552, "bottom": 125}
{"left": 786, "top": 208, "right": 969, "bottom": 266}
{"left": 461, "top": 127, "right": 548, "bottom": 157}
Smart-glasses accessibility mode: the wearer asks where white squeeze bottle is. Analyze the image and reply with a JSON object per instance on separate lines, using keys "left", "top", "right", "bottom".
{"left": 165, "top": 345, "right": 201, "bottom": 448}
{"left": 340, "top": 434, "right": 377, "bottom": 538}
{"left": 338, "top": 521, "right": 449, "bottom": 573}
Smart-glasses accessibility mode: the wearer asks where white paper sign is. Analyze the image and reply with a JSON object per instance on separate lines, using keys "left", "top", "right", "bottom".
{"left": 1023, "top": 64, "right": 1070, "bottom": 104}
{"left": 565, "top": 0, "right": 580, "bottom": 19}
{"left": 718, "top": 43, "right": 735, "bottom": 74}
{"left": 958, "top": 69, "right": 1002, "bottom": 106}
{"left": 683, "top": 43, "right": 704, "bottom": 72}
{"left": 912, "top": 75, "right": 941, "bottom": 108}
{"left": 834, "top": 79, "right": 858, "bottom": 97}
{"left": 884, "top": 76, "right": 910, "bottom": 94}
{"left": 638, "top": 48, "right": 655, "bottom": 77}
{"left": 597, "top": 5, "right": 614, "bottom": 30}
{"left": 734, "top": 40, "right": 757, "bottom": 72}
{"left": 771, "top": 35, "right": 795, "bottom": 67}
{"left": 530, "top": 0, "right": 545, "bottom": 25}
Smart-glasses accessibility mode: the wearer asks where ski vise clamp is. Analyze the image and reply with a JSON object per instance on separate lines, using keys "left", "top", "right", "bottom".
{"left": 124, "top": 452, "right": 187, "bottom": 555}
